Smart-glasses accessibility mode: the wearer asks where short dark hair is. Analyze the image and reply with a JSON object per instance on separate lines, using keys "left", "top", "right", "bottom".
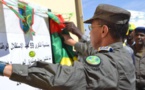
{"left": 97, "top": 19, "right": 129, "bottom": 39}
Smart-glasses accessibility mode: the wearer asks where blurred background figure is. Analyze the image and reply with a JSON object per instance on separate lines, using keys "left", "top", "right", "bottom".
{"left": 127, "top": 23, "right": 136, "bottom": 46}
{"left": 124, "top": 23, "right": 136, "bottom": 46}
{"left": 132, "top": 27, "right": 145, "bottom": 90}
{"left": 132, "top": 27, "right": 145, "bottom": 54}
{"left": 123, "top": 23, "right": 136, "bottom": 64}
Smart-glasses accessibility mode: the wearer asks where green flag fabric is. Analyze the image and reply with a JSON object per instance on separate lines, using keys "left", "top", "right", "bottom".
{"left": 49, "top": 15, "right": 77, "bottom": 66}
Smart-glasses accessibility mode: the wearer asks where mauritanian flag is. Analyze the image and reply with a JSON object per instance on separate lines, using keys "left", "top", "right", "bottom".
{"left": 49, "top": 14, "right": 77, "bottom": 66}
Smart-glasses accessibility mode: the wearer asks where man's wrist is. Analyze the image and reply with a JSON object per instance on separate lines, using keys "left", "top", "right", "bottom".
{"left": 80, "top": 35, "right": 90, "bottom": 42}
{"left": 0, "top": 63, "right": 6, "bottom": 76}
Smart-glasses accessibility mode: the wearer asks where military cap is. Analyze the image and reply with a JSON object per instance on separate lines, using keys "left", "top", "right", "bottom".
{"left": 84, "top": 4, "right": 131, "bottom": 24}
{"left": 135, "top": 27, "right": 145, "bottom": 33}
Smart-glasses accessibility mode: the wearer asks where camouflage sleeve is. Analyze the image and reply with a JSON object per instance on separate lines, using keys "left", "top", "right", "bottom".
{"left": 9, "top": 61, "right": 86, "bottom": 90}
{"left": 74, "top": 42, "right": 97, "bottom": 56}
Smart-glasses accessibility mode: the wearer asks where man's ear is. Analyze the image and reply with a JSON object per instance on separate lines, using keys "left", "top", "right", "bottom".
{"left": 101, "top": 25, "right": 109, "bottom": 38}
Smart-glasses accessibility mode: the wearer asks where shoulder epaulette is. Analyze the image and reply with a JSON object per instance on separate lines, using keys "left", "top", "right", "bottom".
{"left": 98, "top": 46, "right": 113, "bottom": 52}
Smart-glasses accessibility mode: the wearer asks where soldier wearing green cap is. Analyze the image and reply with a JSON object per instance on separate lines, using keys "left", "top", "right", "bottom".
{"left": 0, "top": 4, "right": 135, "bottom": 90}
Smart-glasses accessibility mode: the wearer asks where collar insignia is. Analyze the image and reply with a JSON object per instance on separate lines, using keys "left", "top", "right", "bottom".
{"left": 98, "top": 46, "right": 113, "bottom": 52}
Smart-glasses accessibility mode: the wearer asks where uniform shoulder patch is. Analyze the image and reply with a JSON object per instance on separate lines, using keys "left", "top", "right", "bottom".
{"left": 86, "top": 56, "right": 101, "bottom": 66}
{"left": 98, "top": 46, "right": 113, "bottom": 52}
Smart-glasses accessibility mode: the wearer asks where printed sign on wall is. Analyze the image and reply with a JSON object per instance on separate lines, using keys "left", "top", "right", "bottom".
{"left": 0, "top": 2, "right": 52, "bottom": 90}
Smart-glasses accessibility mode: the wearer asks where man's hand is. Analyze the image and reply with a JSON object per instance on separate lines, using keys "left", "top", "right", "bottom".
{"left": 64, "top": 22, "right": 83, "bottom": 39}
{"left": 62, "top": 34, "right": 77, "bottom": 46}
